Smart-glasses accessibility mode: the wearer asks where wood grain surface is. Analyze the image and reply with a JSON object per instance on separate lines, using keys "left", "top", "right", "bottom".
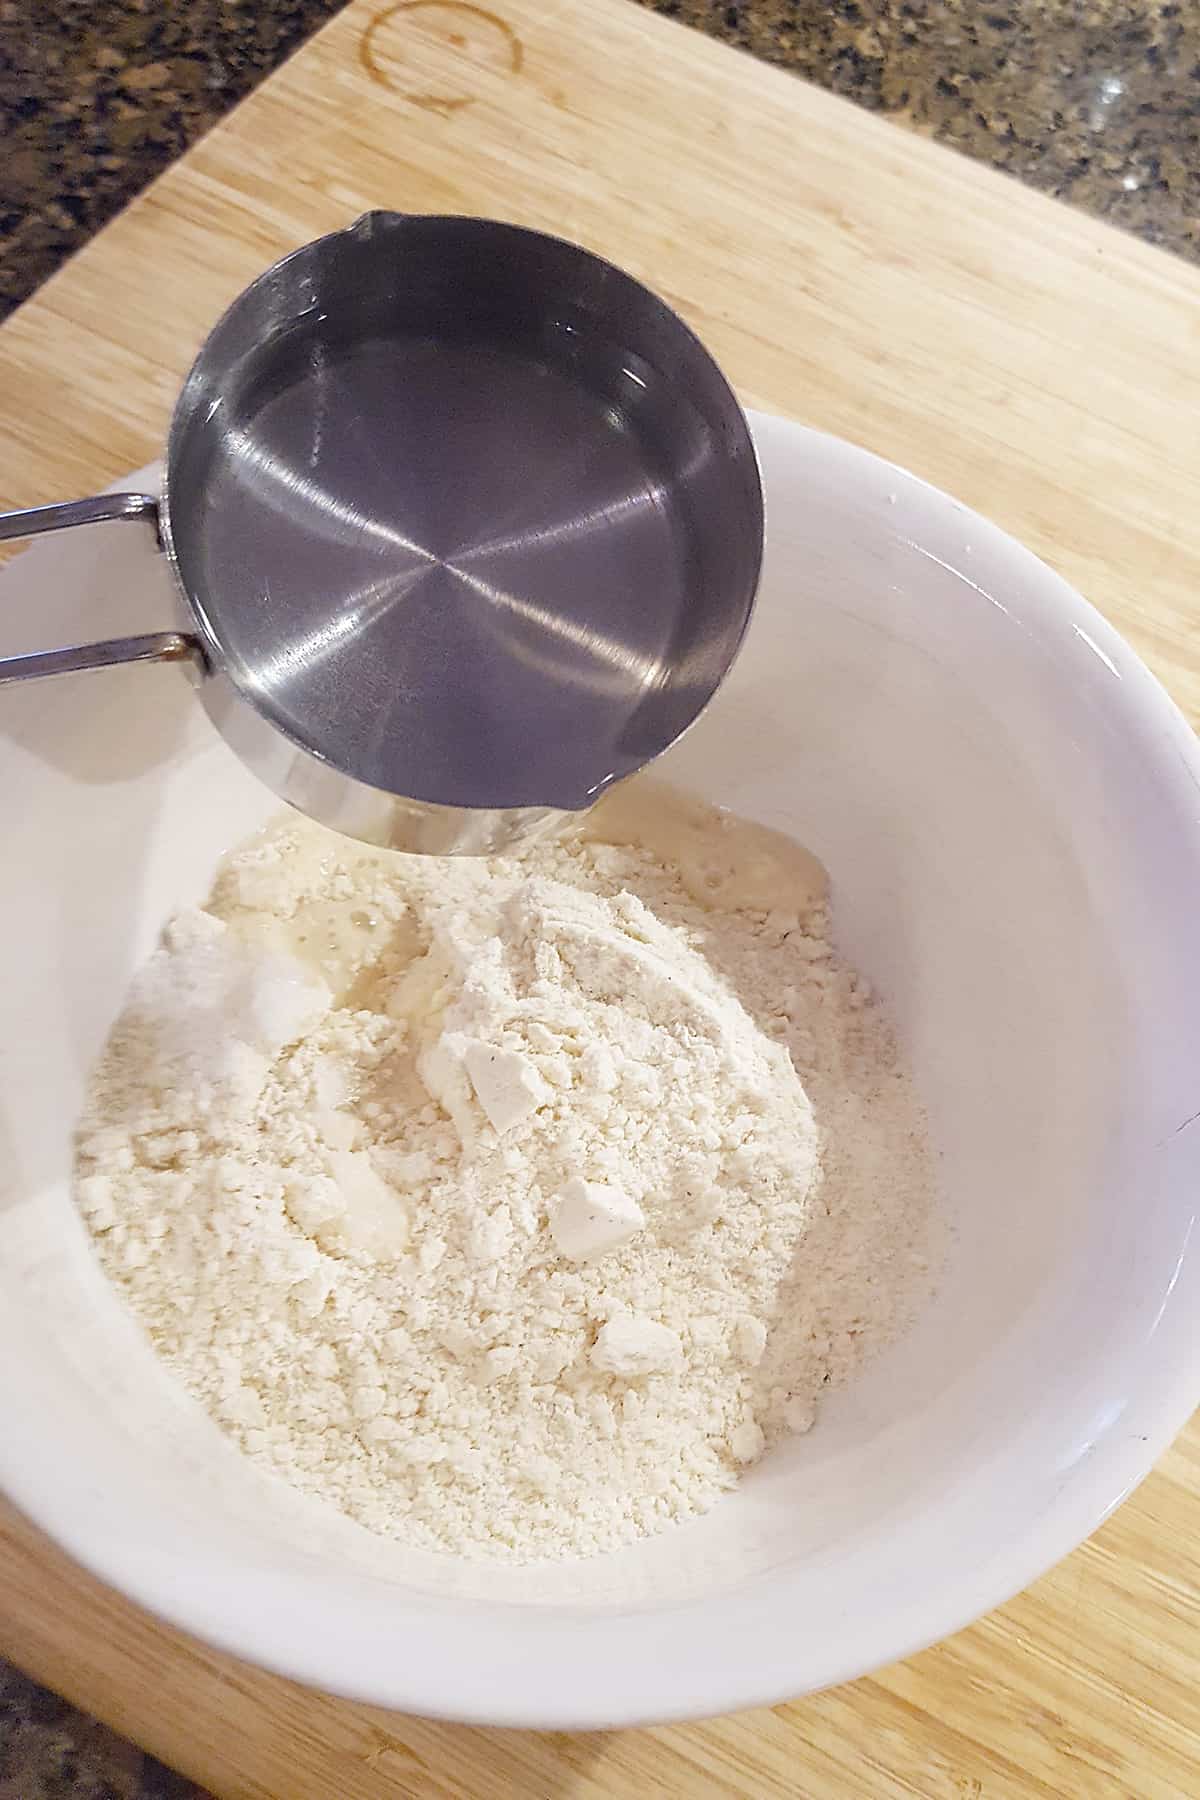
{"left": 1, "top": 0, "right": 1198, "bottom": 1793}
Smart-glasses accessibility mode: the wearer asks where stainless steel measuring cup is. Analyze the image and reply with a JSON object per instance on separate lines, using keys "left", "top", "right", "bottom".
{"left": 0, "top": 213, "right": 763, "bottom": 853}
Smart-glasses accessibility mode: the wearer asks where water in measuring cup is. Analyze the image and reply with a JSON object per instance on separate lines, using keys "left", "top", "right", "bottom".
{"left": 186, "top": 313, "right": 694, "bottom": 813}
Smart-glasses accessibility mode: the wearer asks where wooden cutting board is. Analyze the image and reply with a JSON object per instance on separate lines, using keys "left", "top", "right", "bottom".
{"left": 2, "top": 1, "right": 1199, "bottom": 1793}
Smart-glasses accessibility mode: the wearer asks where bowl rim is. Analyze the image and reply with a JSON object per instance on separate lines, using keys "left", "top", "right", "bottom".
{"left": 4, "top": 418, "right": 1199, "bottom": 1729}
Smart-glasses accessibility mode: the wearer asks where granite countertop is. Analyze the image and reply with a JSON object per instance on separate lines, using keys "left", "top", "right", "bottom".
{"left": 0, "top": 1, "right": 1196, "bottom": 1795}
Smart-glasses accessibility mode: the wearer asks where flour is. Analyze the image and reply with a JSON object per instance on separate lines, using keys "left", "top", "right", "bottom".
{"left": 74, "top": 782, "right": 939, "bottom": 1562}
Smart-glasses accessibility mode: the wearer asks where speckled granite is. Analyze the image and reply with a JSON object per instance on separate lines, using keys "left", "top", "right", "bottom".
{"left": 0, "top": 0, "right": 348, "bottom": 318}
{"left": 2, "top": 0, "right": 1198, "bottom": 1794}
{"left": 0, "top": 1663, "right": 205, "bottom": 1800}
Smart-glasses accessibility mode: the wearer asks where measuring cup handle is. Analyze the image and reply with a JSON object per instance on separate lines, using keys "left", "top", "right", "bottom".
{"left": 0, "top": 490, "right": 159, "bottom": 543}
{"left": 0, "top": 489, "right": 201, "bottom": 684}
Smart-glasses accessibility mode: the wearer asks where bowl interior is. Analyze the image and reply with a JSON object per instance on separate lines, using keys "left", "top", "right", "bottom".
{"left": 1, "top": 417, "right": 1198, "bottom": 1726}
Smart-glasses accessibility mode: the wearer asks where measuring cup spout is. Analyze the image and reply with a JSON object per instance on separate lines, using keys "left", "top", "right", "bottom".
{"left": 0, "top": 492, "right": 200, "bottom": 684}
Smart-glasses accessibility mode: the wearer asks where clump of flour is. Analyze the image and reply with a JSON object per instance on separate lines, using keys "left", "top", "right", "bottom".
{"left": 74, "top": 786, "right": 938, "bottom": 1562}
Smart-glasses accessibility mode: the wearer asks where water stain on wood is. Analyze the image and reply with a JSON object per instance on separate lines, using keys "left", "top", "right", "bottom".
{"left": 360, "top": 0, "right": 523, "bottom": 117}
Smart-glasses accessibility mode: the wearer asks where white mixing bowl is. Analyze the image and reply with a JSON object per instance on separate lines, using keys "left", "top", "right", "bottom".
{"left": 2, "top": 416, "right": 1198, "bottom": 1728}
